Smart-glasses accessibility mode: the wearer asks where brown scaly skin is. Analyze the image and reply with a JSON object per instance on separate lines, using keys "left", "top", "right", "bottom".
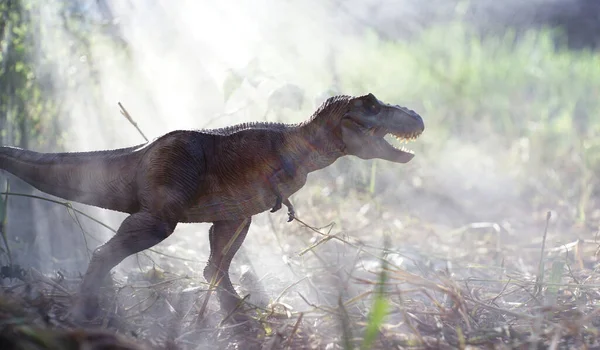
{"left": 0, "top": 93, "right": 424, "bottom": 321}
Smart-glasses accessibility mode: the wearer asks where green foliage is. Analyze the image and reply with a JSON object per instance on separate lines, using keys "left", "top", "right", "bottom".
{"left": 0, "top": 0, "right": 64, "bottom": 150}
{"left": 361, "top": 244, "right": 390, "bottom": 350}
{"left": 0, "top": 180, "right": 10, "bottom": 264}
{"left": 339, "top": 23, "right": 596, "bottom": 137}
{"left": 325, "top": 22, "right": 600, "bottom": 212}
{"left": 546, "top": 260, "right": 565, "bottom": 305}
{"left": 212, "top": 22, "right": 598, "bottom": 193}
{"left": 361, "top": 290, "right": 389, "bottom": 349}
{"left": 0, "top": 0, "right": 122, "bottom": 151}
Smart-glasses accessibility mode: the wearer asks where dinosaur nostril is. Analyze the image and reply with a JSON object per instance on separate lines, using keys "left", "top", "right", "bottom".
{"left": 409, "top": 111, "right": 424, "bottom": 131}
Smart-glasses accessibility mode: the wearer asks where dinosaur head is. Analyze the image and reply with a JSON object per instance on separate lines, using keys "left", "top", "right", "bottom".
{"left": 340, "top": 93, "right": 424, "bottom": 163}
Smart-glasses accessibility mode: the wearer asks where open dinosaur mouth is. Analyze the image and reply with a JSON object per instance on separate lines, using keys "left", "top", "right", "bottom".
{"left": 383, "top": 132, "right": 420, "bottom": 154}
{"left": 341, "top": 116, "right": 423, "bottom": 163}
{"left": 341, "top": 96, "right": 425, "bottom": 163}
{"left": 370, "top": 127, "right": 422, "bottom": 157}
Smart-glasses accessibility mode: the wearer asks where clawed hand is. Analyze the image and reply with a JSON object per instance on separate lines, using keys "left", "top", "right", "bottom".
{"left": 271, "top": 195, "right": 295, "bottom": 222}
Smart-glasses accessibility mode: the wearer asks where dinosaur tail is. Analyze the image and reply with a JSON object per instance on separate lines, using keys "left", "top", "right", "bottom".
{"left": 0, "top": 145, "right": 144, "bottom": 213}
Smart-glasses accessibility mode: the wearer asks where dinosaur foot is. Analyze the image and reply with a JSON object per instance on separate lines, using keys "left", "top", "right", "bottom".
{"left": 222, "top": 308, "right": 255, "bottom": 326}
{"left": 283, "top": 199, "right": 295, "bottom": 222}
{"left": 217, "top": 292, "right": 258, "bottom": 327}
{"left": 69, "top": 294, "right": 101, "bottom": 323}
{"left": 217, "top": 311, "right": 264, "bottom": 346}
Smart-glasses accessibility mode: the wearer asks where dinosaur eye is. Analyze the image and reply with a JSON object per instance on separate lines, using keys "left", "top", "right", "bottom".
{"left": 363, "top": 95, "right": 380, "bottom": 114}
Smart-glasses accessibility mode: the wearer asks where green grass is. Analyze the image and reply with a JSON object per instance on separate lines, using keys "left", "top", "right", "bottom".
{"left": 360, "top": 242, "right": 390, "bottom": 350}
{"left": 321, "top": 22, "right": 600, "bottom": 220}
{"left": 339, "top": 23, "right": 600, "bottom": 136}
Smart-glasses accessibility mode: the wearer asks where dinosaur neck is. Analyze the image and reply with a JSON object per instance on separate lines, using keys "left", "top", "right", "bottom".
{"left": 286, "top": 97, "right": 350, "bottom": 173}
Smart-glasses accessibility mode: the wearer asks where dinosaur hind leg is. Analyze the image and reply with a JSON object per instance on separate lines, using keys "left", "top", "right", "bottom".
{"left": 203, "top": 218, "right": 251, "bottom": 315}
{"left": 72, "top": 211, "right": 177, "bottom": 320}
{"left": 71, "top": 140, "right": 205, "bottom": 321}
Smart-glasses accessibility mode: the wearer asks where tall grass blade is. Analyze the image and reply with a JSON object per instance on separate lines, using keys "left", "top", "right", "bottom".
{"left": 0, "top": 179, "right": 12, "bottom": 265}
{"left": 546, "top": 260, "right": 565, "bottom": 305}
{"left": 361, "top": 239, "right": 390, "bottom": 350}
{"left": 338, "top": 296, "right": 355, "bottom": 350}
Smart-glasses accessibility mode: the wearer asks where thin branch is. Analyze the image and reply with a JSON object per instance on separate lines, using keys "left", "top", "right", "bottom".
{"left": 118, "top": 102, "right": 148, "bottom": 142}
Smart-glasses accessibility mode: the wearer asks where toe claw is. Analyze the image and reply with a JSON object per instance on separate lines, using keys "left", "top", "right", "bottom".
{"left": 283, "top": 199, "right": 295, "bottom": 222}
{"left": 287, "top": 209, "right": 295, "bottom": 222}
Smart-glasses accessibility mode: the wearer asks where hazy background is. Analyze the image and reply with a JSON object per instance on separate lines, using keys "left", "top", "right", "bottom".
{"left": 1, "top": 0, "right": 599, "bottom": 342}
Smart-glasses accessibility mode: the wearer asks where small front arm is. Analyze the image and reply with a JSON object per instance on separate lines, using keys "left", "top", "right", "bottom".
{"left": 270, "top": 194, "right": 295, "bottom": 222}
{"left": 267, "top": 157, "right": 297, "bottom": 222}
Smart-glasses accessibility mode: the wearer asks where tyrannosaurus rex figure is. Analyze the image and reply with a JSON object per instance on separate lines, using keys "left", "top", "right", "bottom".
{"left": 0, "top": 93, "right": 424, "bottom": 320}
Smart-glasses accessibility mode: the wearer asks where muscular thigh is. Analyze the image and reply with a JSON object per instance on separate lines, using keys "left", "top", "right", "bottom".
{"left": 137, "top": 137, "right": 206, "bottom": 218}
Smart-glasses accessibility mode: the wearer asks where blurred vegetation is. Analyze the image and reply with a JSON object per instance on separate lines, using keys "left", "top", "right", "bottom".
{"left": 334, "top": 23, "right": 600, "bottom": 223}
{"left": 0, "top": 0, "right": 122, "bottom": 152}
{"left": 221, "top": 19, "right": 600, "bottom": 225}
{"left": 0, "top": 1, "right": 599, "bottom": 348}
{"left": 0, "top": 0, "right": 597, "bottom": 238}
{"left": 0, "top": 0, "right": 55, "bottom": 150}
{"left": 0, "top": 0, "right": 598, "bottom": 261}
{"left": 0, "top": 0, "right": 124, "bottom": 271}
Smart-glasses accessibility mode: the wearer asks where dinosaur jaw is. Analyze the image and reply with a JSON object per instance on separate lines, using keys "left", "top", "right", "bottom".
{"left": 380, "top": 130, "right": 421, "bottom": 161}
{"left": 341, "top": 119, "right": 422, "bottom": 163}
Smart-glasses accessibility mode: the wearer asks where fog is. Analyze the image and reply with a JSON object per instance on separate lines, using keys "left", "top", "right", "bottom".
{"left": 5, "top": 0, "right": 572, "bottom": 297}
{"left": 22, "top": 0, "right": 415, "bottom": 274}
{"left": 2, "top": 0, "right": 598, "bottom": 347}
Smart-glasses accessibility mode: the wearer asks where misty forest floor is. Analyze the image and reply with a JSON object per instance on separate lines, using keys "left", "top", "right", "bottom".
{"left": 0, "top": 169, "right": 599, "bottom": 350}
{"left": 2, "top": 0, "right": 600, "bottom": 348}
